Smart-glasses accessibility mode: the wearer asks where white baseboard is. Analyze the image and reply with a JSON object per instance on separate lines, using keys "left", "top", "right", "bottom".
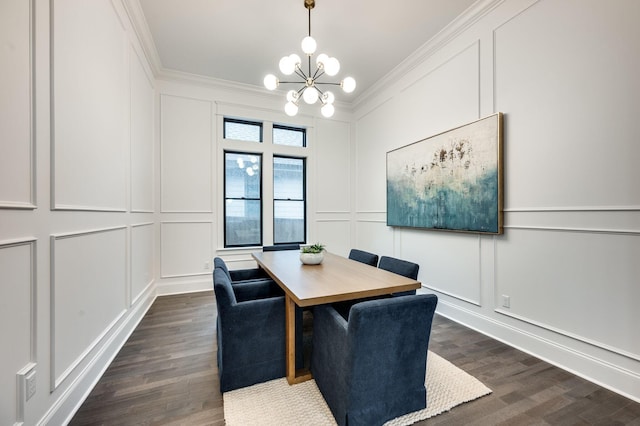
{"left": 156, "top": 277, "right": 212, "bottom": 296}
{"left": 435, "top": 300, "right": 640, "bottom": 404}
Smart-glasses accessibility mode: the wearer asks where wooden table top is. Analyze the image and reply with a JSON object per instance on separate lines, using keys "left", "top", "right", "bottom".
{"left": 252, "top": 250, "right": 421, "bottom": 307}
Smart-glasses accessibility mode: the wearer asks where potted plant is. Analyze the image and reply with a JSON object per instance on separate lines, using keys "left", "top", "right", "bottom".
{"left": 300, "top": 243, "right": 326, "bottom": 265}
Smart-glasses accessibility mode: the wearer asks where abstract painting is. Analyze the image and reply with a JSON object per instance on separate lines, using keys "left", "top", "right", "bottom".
{"left": 386, "top": 113, "right": 503, "bottom": 234}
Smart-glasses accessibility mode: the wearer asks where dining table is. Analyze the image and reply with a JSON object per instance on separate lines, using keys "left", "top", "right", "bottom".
{"left": 252, "top": 249, "right": 421, "bottom": 384}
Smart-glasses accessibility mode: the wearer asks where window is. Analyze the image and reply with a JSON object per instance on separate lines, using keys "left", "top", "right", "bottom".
{"left": 224, "top": 152, "right": 262, "bottom": 247}
{"left": 273, "top": 124, "right": 306, "bottom": 147}
{"left": 221, "top": 116, "right": 308, "bottom": 248}
{"left": 273, "top": 156, "right": 306, "bottom": 244}
{"left": 224, "top": 118, "right": 263, "bottom": 142}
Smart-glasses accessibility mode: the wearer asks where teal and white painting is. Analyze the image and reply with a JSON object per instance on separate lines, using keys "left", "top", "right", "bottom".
{"left": 386, "top": 113, "right": 503, "bottom": 234}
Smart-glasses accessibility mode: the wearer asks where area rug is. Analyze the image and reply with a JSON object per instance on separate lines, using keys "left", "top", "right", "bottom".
{"left": 223, "top": 351, "right": 492, "bottom": 425}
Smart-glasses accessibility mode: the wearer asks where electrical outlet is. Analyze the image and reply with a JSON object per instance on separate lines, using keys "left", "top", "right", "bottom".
{"left": 204, "top": 261, "right": 210, "bottom": 270}
{"left": 502, "top": 294, "right": 510, "bottom": 309}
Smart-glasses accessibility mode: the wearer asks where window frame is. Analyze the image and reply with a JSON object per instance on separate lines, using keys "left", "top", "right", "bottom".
{"left": 272, "top": 155, "right": 307, "bottom": 245}
{"left": 273, "top": 123, "right": 307, "bottom": 147}
{"left": 223, "top": 117, "right": 264, "bottom": 142}
{"left": 223, "top": 150, "right": 264, "bottom": 248}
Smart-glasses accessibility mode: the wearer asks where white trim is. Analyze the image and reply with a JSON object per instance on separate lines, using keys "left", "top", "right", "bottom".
{"left": 0, "top": 0, "right": 36, "bottom": 211}
{"left": 505, "top": 225, "right": 639, "bottom": 236}
{"left": 420, "top": 284, "right": 481, "bottom": 306}
{"left": 436, "top": 300, "right": 640, "bottom": 404}
{"left": 1, "top": 237, "right": 37, "bottom": 424}
{"left": 504, "top": 206, "right": 640, "bottom": 212}
{"left": 39, "top": 287, "right": 156, "bottom": 426}
{"left": 495, "top": 308, "right": 640, "bottom": 364}
{"left": 155, "top": 278, "right": 212, "bottom": 296}
{"left": 49, "top": 227, "right": 128, "bottom": 390}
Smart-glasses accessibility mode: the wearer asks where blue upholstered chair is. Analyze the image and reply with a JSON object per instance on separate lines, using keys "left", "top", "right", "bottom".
{"left": 311, "top": 294, "right": 438, "bottom": 426}
{"left": 378, "top": 255, "right": 420, "bottom": 296}
{"left": 348, "top": 249, "right": 379, "bottom": 267}
{"left": 213, "top": 268, "right": 302, "bottom": 392}
{"left": 213, "top": 256, "right": 272, "bottom": 284}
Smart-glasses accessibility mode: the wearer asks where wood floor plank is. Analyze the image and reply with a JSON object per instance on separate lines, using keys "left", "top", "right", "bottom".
{"left": 70, "top": 291, "right": 640, "bottom": 425}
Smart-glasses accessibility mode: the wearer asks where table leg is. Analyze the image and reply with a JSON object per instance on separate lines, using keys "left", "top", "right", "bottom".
{"left": 285, "top": 295, "right": 312, "bottom": 385}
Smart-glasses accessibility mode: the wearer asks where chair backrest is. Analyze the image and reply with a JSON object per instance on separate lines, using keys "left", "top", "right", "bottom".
{"left": 348, "top": 249, "right": 379, "bottom": 267}
{"left": 263, "top": 244, "right": 301, "bottom": 251}
{"left": 347, "top": 294, "right": 438, "bottom": 385}
{"left": 213, "top": 257, "right": 231, "bottom": 280}
{"left": 213, "top": 268, "right": 236, "bottom": 309}
{"left": 378, "top": 256, "right": 419, "bottom": 280}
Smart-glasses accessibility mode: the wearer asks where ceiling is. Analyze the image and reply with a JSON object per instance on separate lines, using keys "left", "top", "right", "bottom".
{"left": 137, "top": 0, "right": 477, "bottom": 101}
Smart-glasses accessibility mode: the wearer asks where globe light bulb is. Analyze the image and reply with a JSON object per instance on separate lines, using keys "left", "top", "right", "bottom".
{"left": 316, "top": 53, "right": 328, "bottom": 68}
{"left": 289, "top": 53, "right": 302, "bottom": 69}
{"left": 264, "top": 74, "right": 279, "bottom": 90}
{"left": 321, "top": 103, "right": 335, "bottom": 118}
{"left": 302, "top": 87, "right": 319, "bottom": 104}
{"left": 324, "top": 57, "right": 340, "bottom": 76}
{"left": 279, "top": 56, "right": 294, "bottom": 75}
{"left": 301, "top": 36, "right": 317, "bottom": 55}
{"left": 321, "top": 91, "right": 335, "bottom": 104}
{"left": 285, "top": 101, "right": 299, "bottom": 117}
{"left": 341, "top": 76, "right": 356, "bottom": 93}
{"left": 286, "top": 90, "right": 299, "bottom": 103}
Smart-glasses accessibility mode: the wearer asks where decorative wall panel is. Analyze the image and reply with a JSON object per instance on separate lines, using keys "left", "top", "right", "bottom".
{"left": 316, "top": 120, "right": 350, "bottom": 213}
{"left": 0, "top": 239, "right": 35, "bottom": 425}
{"left": 0, "top": 0, "right": 34, "bottom": 209}
{"left": 494, "top": 0, "right": 640, "bottom": 209}
{"left": 52, "top": 0, "right": 128, "bottom": 211}
{"left": 404, "top": 231, "right": 481, "bottom": 305}
{"left": 496, "top": 228, "right": 640, "bottom": 360}
{"left": 160, "top": 222, "right": 212, "bottom": 278}
{"left": 160, "top": 95, "right": 213, "bottom": 212}
{"left": 316, "top": 220, "right": 350, "bottom": 258}
{"left": 51, "top": 228, "right": 127, "bottom": 389}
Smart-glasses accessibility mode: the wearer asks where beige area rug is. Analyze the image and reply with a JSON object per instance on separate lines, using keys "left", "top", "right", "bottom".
{"left": 223, "top": 351, "right": 492, "bottom": 425}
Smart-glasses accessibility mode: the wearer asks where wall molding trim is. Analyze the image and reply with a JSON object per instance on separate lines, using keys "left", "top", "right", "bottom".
{"left": 49, "top": 226, "right": 128, "bottom": 390}
{"left": 156, "top": 277, "right": 211, "bottom": 297}
{"left": 505, "top": 206, "right": 640, "bottom": 212}
{"left": 505, "top": 225, "right": 640, "bottom": 236}
{"left": 0, "top": 238, "right": 37, "bottom": 425}
{"left": 0, "top": 0, "right": 36, "bottom": 211}
{"left": 436, "top": 300, "right": 640, "bottom": 404}
{"left": 422, "top": 284, "right": 481, "bottom": 307}
{"left": 495, "top": 308, "right": 640, "bottom": 364}
{"left": 38, "top": 287, "right": 156, "bottom": 426}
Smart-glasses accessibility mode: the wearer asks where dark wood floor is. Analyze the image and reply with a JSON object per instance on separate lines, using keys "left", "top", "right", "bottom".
{"left": 70, "top": 291, "right": 640, "bottom": 425}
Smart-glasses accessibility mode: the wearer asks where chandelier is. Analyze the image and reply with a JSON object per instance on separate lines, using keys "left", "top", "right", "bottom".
{"left": 263, "top": 0, "right": 356, "bottom": 118}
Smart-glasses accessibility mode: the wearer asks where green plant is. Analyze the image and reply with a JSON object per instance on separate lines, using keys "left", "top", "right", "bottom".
{"left": 301, "top": 243, "right": 325, "bottom": 254}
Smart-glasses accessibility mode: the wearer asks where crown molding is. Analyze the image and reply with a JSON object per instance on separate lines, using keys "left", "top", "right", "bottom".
{"left": 352, "top": 0, "right": 505, "bottom": 109}
{"left": 121, "top": 0, "right": 499, "bottom": 114}
{"left": 121, "top": 0, "right": 163, "bottom": 76}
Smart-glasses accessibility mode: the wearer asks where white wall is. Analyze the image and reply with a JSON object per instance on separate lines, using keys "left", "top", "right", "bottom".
{"left": 352, "top": 0, "right": 640, "bottom": 402}
{"left": 0, "top": 0, "right": 156, "bottom": 424}
{"left": 2, "top": 0, "right": 638, "bottom": 423}
{"left": 153, "top": 79, "right": 353, "bottom": 294}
